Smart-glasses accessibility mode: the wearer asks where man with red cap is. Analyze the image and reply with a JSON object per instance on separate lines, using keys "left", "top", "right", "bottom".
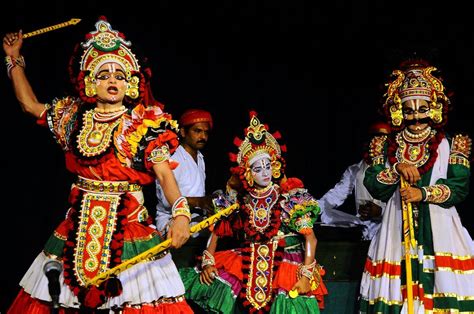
{"left": 318, "top": 121, "right": 391, "bottom": 241}
{"left": 155, "top": 108, "right": 214, "bottom": 267}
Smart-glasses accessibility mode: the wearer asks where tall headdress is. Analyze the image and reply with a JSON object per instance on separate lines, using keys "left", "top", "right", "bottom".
{"left": 382, "top": 59, "right": 449, "bottom": 130}
{"left": 71, "top": 16, "right": 145, "bottom": 104}
{"left": 229, "top": 111, "right": 286, "bottom": 189}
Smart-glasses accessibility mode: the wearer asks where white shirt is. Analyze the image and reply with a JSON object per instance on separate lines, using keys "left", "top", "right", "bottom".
{"left": 155, "top": 145, "right": 206, "bottom": 235}
{"left": 317, "top": 159, "right": 385, "bottom": 240}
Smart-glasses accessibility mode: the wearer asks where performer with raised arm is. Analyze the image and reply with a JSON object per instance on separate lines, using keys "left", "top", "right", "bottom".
{"left": 4, "top": 17, "right": 193, "bottom": 313}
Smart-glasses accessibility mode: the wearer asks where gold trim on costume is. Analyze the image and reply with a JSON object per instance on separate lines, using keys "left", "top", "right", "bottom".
{"left": 75, "top": 192, "right": 120, "bottom": 285}
{"left": 376, "top": 168, "right": 400, "bottom": 185}
{"left": 76, "top": 176, "right": 141, "bottom": 193}
{"left": 77, "top": 110, "right": 121, "bottom": 157}
{"left": 147, "top": 145, "right": 171, "bottom": 164}
{"left": 451, "top": 134, "right": 472, "bottom": 158}
{"left": 369, "top": 135, "right": 388, "bottom": 166}
{"left": 449, "top": 155, "right": 470, "bottom": 168}
{"left": 422, "top": 184, "right": 451, "bottom": 203}
{"left": 124, "top": 295, "right": 186, "bottom": 308}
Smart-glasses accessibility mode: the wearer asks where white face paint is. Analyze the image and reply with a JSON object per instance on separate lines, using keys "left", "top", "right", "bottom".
{"left": 250, "top": 157, "right": 272, "bottom": 188}
{"left": 402, "top": 99, "right": 430, "bottom": 133}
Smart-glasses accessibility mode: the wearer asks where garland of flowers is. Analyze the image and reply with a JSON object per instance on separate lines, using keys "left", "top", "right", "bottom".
{"left": 387, "top": 130, "right": 444, "bottom": 176}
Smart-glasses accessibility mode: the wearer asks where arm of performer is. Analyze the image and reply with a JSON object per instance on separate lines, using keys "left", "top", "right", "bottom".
{"left": 364, "top": 135, "right": 404, "bottom": 201}
{"left": 199, "top": 232, "right": 219, "bottom": 285}
{"left": 404, "top": 134, "right": 472, "bottom": 207}
{"left": 153, "top": 162, "right": 190, "bottom": 249}
{"left": 291, "top": 230, "right": 317, "bottom": 294}
{"left": 3, "top": 31, "right": 45, "bottom": 118}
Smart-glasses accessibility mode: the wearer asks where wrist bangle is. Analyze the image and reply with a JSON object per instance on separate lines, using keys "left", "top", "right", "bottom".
{"left": 5, "top": 55, "right": 25, "bottom": 78}
{"left": 201, "top": 249, "right": 215, "bottom": 268}
{"left": 298, "top": 260, "right": 317, "bottom": 281}
{"left": 392, "top": 162, "right": 400, "bottom": 175}
{"left": 420, "top": 186, "right": 427, "bottom": 201}
{"left": 172, "top": 196, "right": 191, "bottom": 221}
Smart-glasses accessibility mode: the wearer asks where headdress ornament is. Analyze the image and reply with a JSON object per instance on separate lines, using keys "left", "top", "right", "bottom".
{"left": 78, "top": 17, "right": 141, "bottom": 100}
{"left": 229, "top": 111, "right": 286, "bottom": 189}
{"left": 382, "top": 59, "right": 448, "bottom": 129}
{"left": 179, "top": 109, "right": 213, "bottom": 129}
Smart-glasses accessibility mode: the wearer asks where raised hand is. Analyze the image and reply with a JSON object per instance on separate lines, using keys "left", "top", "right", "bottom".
{"left": 3, "top": 30, "right": 23, "bottom": 57}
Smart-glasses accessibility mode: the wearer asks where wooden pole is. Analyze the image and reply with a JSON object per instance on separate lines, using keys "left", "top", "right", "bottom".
{"left": 401, "top": 177, "right": 415, "bottom": 314}
{"left": 22, "top": 18, "right": 81, "bottom": 39}
{"left": 85, "top": 203, "right": 239, "bottom": 287}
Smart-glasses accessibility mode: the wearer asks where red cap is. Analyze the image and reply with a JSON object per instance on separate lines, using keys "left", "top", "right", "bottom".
{"left": 179, "top": 109, "right": 213, "bottom": 129}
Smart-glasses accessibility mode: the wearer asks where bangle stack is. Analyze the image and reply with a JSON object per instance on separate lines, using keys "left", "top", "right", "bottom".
{"left": 298, "top": 259, "right": 317, "bottom": 281}
{"left": 5, "top": 55, "right": 25, "bottom": 78}
{"left": 171, "top": 196, "right": 191, "bottom": 221}
{"left": 201, "top": 249, "right": 215, "bottom": 269}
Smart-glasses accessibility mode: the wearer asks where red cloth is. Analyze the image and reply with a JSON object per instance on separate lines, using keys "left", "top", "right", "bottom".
{"left": 179, "top": 109, "right": 213, "bottom": 129}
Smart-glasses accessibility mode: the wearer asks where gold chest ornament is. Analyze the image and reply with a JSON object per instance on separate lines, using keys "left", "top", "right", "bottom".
{"left": 77, "top": 110, "right": 122, "bottom": 157}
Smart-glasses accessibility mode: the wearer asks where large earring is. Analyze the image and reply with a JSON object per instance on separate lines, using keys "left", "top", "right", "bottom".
{"left": 271, "top": 160, "right": 281, "bottom": 179}
{"left": 125, "top": 76, "right": 140, "bottom": 99}
{"left": 390, "top": 93, "right": 403, "bottom": 126}
{"left": 428, "top": 93, "right": 443, "bottom": 124}
{"left": 245, "top": 168, "right": 254, "bottom": 187}
{"left": 84, "top": 75, "right": 97, "bottom": 97}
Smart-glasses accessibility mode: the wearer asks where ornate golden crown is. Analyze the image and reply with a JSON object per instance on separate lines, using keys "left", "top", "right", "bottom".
{"left": 236, "top": 114, "right": 281, "bottom": 165}
{"left": 383, "top": 62, "right": 447, "bottom": 127}
{"left": 230, "top": 111, "right": 286, "bottom": 187}
{"left": 79, "top": 17, "right": 141, "bottom": 99}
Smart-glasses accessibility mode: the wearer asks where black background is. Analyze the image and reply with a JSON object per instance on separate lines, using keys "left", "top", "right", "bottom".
{"left": 1, "top": 1, "right": 473, "bottom": 311}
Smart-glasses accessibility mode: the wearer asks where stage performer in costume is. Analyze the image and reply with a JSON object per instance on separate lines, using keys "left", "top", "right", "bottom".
{"left": 3, "top": 17, "right": 193, "bottom": 313}
{"left": 179, "top": 111, "right": 328, "bottom": 313}
{"left": 359, "top": 59, "right": 474, "bottom": 313}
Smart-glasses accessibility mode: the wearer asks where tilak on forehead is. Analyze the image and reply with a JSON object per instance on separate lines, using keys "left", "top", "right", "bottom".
{"left": 382, "top": 60, "right": 449, "bottom": 129}
{"left": 97, "top": 63, "right": 125, "bottom": 74}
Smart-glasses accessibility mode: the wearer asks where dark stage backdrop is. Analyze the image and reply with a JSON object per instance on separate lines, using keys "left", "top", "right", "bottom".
{"left": 1, "top": 1, "right": 473, "bottom": 311}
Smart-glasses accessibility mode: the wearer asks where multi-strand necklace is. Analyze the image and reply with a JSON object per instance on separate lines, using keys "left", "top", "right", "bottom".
{"left": 92, "top": 105, "right": 127, "bottom": 123}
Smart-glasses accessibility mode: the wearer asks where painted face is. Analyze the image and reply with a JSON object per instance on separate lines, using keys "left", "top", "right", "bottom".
{"left": 95, "top": 62, "right": 128, "bottom": 104}
{"left": 402, "top": 99, "right": 430, "bottom": 133}
{"left": 180, "top": 122, "right": 211, "bottom": 152}
{"left": 250, "top": 157, "right": 272, "bottom": 188}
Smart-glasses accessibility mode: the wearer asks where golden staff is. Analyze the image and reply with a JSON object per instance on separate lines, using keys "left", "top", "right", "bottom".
{"left": 401, "top": 176, "right": 416, "bottom": 314}
{"left": 22, "top": 18, "right": 81, "bottom": 39}
{"left": 85, "top": 203, "right": 239, "bottom": 287}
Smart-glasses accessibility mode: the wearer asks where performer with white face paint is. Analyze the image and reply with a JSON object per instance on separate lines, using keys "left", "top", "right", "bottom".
{"left": 359, "top": 59, "right": 474, "bottom": 313}
{"left": 250, "top": 155, "right": 272, "bottom": 187}
{"left": 179, "top": 111, "right": 328, "bottom": 313}
{"left": 3, "top": 17, "right": 193, "bottom": 313}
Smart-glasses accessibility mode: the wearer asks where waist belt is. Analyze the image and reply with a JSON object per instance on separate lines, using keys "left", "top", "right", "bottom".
{"left": 76, "top": 176, "right": 142, "bottom": 193}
